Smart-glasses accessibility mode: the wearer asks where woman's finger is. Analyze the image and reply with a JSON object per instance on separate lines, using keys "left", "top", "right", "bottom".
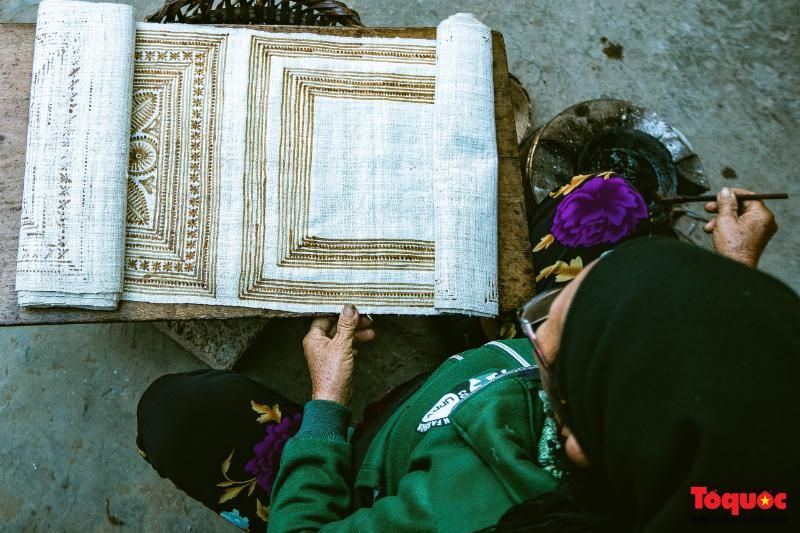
{"left": 354, "top": 328, "right": 376, "bottom": 343}
{"left": 703, "top": 219, "right": 716, "bottom": 233}
{"left": 716, "top": 188, "right": 739, "bottom": 219}
{"left": 704, "top": 201, "right": 717, "bottom": 213}
{"left": 727, "top": 187, "right": 764, "bottom": 213}
{"left": 313, "top": 310, "right": 370, "bottom": 340}
{"left": 332, "top": 304, "right": 360, "bottom": 343}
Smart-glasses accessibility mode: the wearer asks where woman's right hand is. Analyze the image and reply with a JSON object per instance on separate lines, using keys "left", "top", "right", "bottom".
{"left": 301, "top": 305, "right": 375, "bottom": 406}
{"left": 703, "top": 187, "right": 778, "bottom": 268}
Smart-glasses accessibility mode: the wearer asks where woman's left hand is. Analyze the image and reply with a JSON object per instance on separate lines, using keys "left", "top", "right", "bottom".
{"left": 302, "top": 304, "right": 375, "bottom": 406}
{"left": 703, "top": 187, "right": 778, "bottom": 268}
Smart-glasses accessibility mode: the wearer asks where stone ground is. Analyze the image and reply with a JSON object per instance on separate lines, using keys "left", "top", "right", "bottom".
{"left": 0, "top": 0, "right": 798, "bottom": 531}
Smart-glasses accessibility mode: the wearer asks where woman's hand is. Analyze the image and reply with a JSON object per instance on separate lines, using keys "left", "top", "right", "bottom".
{"left": 703, "top": 187, "right": 778, "bottom": 268}
{"left": 301, "top": 304, "right": 375, "bottom": 406}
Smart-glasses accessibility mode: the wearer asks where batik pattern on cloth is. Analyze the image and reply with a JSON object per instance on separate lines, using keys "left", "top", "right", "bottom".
{"left": 18, "top": 9, "right": 499, "bottom": 316}
{"left": 123, "top": 31, "right": 227, "bottom": 298}
{"left": 239, "top": 35, "right": 439, "bottom": 309}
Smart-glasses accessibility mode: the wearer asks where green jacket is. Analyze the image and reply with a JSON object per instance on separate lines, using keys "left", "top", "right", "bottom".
{"left": 268, "top": 339, "right": 560, "bottom": 532}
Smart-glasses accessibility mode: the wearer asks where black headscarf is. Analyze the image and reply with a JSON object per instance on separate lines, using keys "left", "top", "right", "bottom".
{"left": 554, "top": 236, "right": 800, "bottom": 531}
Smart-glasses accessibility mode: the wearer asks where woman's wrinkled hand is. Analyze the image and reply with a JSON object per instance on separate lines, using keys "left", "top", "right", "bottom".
{"left": 703, "top": 187, "right": 778, "bottom": 268}
{"left": 301, "top": 304, "right": 375, "bottom": 406}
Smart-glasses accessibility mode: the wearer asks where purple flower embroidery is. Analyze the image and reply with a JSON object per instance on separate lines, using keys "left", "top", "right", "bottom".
{"left": 551, "top": 175, "right": 648, "bottom": 248}
{"left": 245, "top": 413, "right": 303, "bottom": 494}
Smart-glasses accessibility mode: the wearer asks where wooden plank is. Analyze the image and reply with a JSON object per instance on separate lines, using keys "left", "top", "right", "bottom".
{"left": 0, "top": 23, "right": 533, "bottom": 325}
{"left": 491, "top": 32, "right": 535, "bottom": 310}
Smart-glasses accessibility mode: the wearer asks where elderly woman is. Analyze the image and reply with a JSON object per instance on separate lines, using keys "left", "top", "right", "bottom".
{"left": 494, "top": 235, "right": 799, "bottom": 532}
{"left": 136, "top": 185, "right": 796, "bottom": 532}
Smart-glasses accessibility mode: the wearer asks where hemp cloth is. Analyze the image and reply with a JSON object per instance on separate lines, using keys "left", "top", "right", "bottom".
{"left": 16, "top": 0, "right": 134, "bottom": 309}
{"left": 17, "top": 1, "right": 499, "bottom": 316}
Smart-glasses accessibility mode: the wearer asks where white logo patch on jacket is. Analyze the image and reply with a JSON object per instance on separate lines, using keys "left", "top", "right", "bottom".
{"left": 416, "top": 370, "right": 511, "bottom": 433}
{"left": 421, "top": 393, "right": 459, "bottom": 423}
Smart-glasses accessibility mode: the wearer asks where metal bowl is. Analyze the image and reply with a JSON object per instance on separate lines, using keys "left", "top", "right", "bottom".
{"left": 521, "top": 99, "right": 707, "bottom": 207}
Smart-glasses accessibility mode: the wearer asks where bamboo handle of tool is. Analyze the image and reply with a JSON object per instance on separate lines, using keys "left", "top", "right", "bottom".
{"left": 656, "top": 193, "right": 789, "bottom": 204}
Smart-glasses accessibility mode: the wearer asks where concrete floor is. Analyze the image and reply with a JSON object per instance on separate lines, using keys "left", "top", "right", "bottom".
{"left": 0, "top": 0, "right": 798, "bottom": 531}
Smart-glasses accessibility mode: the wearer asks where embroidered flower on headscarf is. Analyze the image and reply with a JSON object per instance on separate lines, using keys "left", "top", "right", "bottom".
{"left": 220, "top": 508, "right": 249, "bottom": 530}
{"left": 551, "top": 175, "right": 648, "bottom": 248}
{"left": 245, "top": 413, "right": 303, "bottom": 494}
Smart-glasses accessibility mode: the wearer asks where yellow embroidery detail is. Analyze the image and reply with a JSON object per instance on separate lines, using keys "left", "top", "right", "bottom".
{"left": 251, "top": 401, "right": 282, "bottom": 424}
{"left": 549, "top": 170, "right": 617, "bottom": 198}
{"left": 498, "top": 321, "right": 517, "bottom": 339}
{"left": 555, "top": 257, "right": 584, "bottom": 282}
{"left": 217, "top": 449, "right": 257, "bottom": 504}
{"left": 536, "top": 256, "right": 584, "bottom": 283}
{"left": 256, "top": 498, "right": 270, "bottom": 522}
{"left": 136, "top": 444, "right": 147, "bottom": 459}
{"left": 533, "top": 233, "right": 555, "bottom": 252}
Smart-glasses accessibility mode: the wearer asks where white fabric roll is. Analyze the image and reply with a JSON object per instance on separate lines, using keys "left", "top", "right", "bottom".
{"left": 433, "top": 13, "right": 499, "bottom": 316}
{"left": 16, "top": 5, "right": 500, "bottom": 316}
{"left": 16, "top": 0, "right": 135, "bottom": 309}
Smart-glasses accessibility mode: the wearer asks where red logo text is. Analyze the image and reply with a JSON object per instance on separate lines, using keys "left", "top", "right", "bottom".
{"left": 691, "top": 486, "right": 787, "bottom": 516}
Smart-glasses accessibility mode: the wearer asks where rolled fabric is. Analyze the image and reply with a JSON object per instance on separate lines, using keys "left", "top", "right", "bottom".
{"left": 433, "top": 13, "right": 499, "bottom": 316}
{"left": 15, "top": 6, "right": 501, "bottom": 316}
{"left": 16, "top": 0, "right": 135, "bottom": 309}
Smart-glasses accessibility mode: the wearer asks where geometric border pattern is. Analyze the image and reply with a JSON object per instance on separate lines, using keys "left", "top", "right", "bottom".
{"left": 275, "top": 69, "right": 435, "bottom": 270}
{"left": 123, "top": 31, "right": 227, "bottom": 297}
{"left": 239, "top": 35, "right": 438, "bottom": 306}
